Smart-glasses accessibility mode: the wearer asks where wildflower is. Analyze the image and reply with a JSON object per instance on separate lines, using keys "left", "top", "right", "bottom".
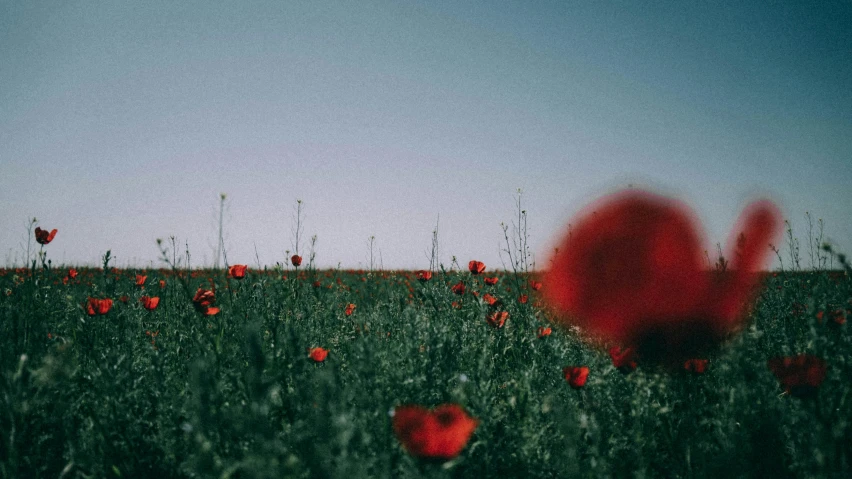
{"left": 482, "top": 293, "right": 498, "bottom": 306}
{"left": 118, "top": 295, "right": 129, "bottom": 304}
{"left": 767, "top": 354, "right": 827, "bottom": 398}
{"left": 85, "top": 298, "right": 113, "bottom": 316}
{"left": 392, "top": 404, "right": 478, "bottom": 460}
{"left": 193, "top": 288, "right": 218, "bottom": 315}
{"left": 529, "top": 280, "right": 542, "bottom": 291}
{"left": 683, "top": 359, "right": 708, "bottom": 374}
{"left": 451, "top": 281, "right": 466, "bottom": 295}
{"left": 34, "top": 227, "right": 57, "bottom": 245}
{"left": 484, "top": 276, "right": 498, "bottom": 286}
{"left": 468, "top": 260, "right": 485, "bottom": 275}
{"left": 140, "top": 296, "right": 160, "bottom": 311}
{"left": 309, "top": 347, "right": 328, "bottom": 362}
{"left": 487, "top": 311, "right": 509, "bottom": 328}
{"left": 159, "top": 279, "right": 166, "bottom": 289}
{"left": 228, "top": 264, "right": 248, "bottom": 279}
{"left": 68, "top": 268, "right": 78, "bottom": 279}
{"left": 537, "top": 326, "right": 552, "bottom": 338}
{"left": 135, "top": 274, "right": 147, "bottom": 286}
{"left": 416, "top": 270, "right": 433, "bottom": 282}
{"left": 345, "top": 303, "right": 356, "bottom": 316}
{"left": 542, "top": 189, "right": 781, "bottom": 364}
{"left": 563, "top": 366, "right": 590, "bottom": 388}
{"left": 609, "top": 346, "right": 638, "bottom": 373}
{"left": 518, "top": 294, "right": 528, "bottom": 304}
{"left": 291, "top": 255, "right": 303, "bottom": 267}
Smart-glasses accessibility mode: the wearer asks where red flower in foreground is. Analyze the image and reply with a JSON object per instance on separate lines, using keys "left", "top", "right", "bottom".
{"left": 542, "top": 190, "right": 781, "bottom": 364}
{"left": 34, "top": 227, "right": 57, "bottom": 245}
{"left": 345, "top": 303, "right": 356, "bottom": 316}
{"left": 609, "top": 346, "right": 638, "bottom": 373}
{"left": 563, "top": 366, "right": 590, "bottom": 388}
{"left": 135, "top": 274, "right": 147, "bottom": 286}
{"left": 416, "top": 270, "right": 433, "bottom": 282}
{"left": 484, "top": 276, "right": 498, "bottom": 286}
{"left": 767, "top": 354, "right": 827, "bottom": 398}
{"left": 487, "top": 311, "right": 509, "bottom": 328}
{"left": 468, "top": 260, "right": 485, "bottom": 275}
{"left": 193, "top": 288, "right": 219, "bottom": 315}
{"left": 85, "top": 298, "right": 113, "bottom": 316}
{"left": 228, "top": 264, "right": 248, "bottom": 279}
{"left": 451, "top": 281, "right": 466, "bottom": 295}
{"left": 683, "top": 359, "right": 708, "bottom": 374}
{"left": 309, "top": 347, "right": 328, "bottom": 362}
{"left": 537, "top": 326, "right": 552, "bottom": 338}
{"left": 392, "top": 404, "right": 478, "bottom": 460}
{"left": 140, "top": 296, "right": 160, "bottom": 311}
{"left": 291, "top": 255, "right": 302, "bottom": 267}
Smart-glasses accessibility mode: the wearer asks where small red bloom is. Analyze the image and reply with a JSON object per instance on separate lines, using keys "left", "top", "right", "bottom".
{"left": 468, "top": 260, "right": 485, "bottom": 275}
{"left": 68, "top": 268, "right": 78, "bottom": 279}
{"left": 683, "top": 358, "right": 708, "bottom": 374}
{"left": 159, "top": 279, "right": 166, "bottom": 289}
{"left": 543, "top": 190, "right": 781, "bottom": 364}
{"left": 118, "top": 295, "right": 129, "bottom": 304}
{"left": 140, "top": 296, "right": 160, "bottom": 311}
{"left": 609, "top": 346, "right": 638, "bottom": 373}
{"left": 291, "top": 255, "right": 303, "bottom": 267}
{"left": 416, "top": 270, "right": 433, "bottom": 282}
{"left": 537, "top": 326, "right": 552, "bottom": 338}
{"left": 563, "top": 366, "right": 590, "bottom": 388}
{"left": 135, "top": 274, "right": 147, "bottom": 286}
{"left": 451, "top": 281, "right": 466, "bottom": 295}
{"left": 529, "top": 280, "right": 542, "bottom": 291}
{"left": 85, "top": 298, "right": 113, "bottom": 316}
{"left": 228, "top": 264, "right": 248, "bottom": 279}
{"left": 484, "top": 276, "right": 498, "bottom": 286}
{"left": 767, "top": 354, "right": 827, "bottom": 398}
{"left": 309, "top": 347, "right": 328, "bottom": 362}
{"left": 345, "top": 303, "right": 356, "bottom": 316}
{"left": 487, "top": 311, "right": 509, "bottom": 328}
{"left": 518, "top": 294, "right": 528, "bottom": 304}
{"left": 392, "top": 404, "right": 478, "bottom": 460}
{"left": 34, "top": 227, "right": 57, "bottom": 245}
{"left": 482, "top": 293, "right": 498, "bottom": 306}
{"left": 193, "top": 288, "right": 217, "bottom": 315}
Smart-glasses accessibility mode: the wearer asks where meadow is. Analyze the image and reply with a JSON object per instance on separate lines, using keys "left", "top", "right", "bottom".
{"left": 1, "top": 227, "right": 851, "bottom": 478}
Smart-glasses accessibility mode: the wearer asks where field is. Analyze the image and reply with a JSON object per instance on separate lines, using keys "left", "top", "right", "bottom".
{"left": 1, "top": 251, "right": 851, "bottom": 477}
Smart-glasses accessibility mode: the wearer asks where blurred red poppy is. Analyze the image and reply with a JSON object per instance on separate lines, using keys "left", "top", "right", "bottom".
{"left": 482, "top": 293, "right": 498, "bottom": 306}
{"left": 468, "top": 261, "right": 485, "bottom": 275}
{"left": 767, "top": 354, "right": 827, "bottom": 398}
{"left": 140, "top": 296, "right": 160, "bottom": 311}
{"left": 193, "top": 288, "right": 218, "bottom": 315}
{"left": 34, "top": 227, "right": 57, "bottom": 245}
{"left": 291, "top": 255, "right": 303, "bottom": 267}
{"left": 228, "top": 264, "right": 248, "bottom": 279}
{"left": 68, "top": 268, "right": 78, "bottom": 279}
{"left": 563, "top": 366, "right": 589, "bottom": 388}
{"left": 392, "top": 404, "right": 478, "bottom": 460}
{"left": 542, "top": 190, "right": 781, "bottom": 364}
{"left": 416, "top": 270, "right": 433, "bottom": 282}
{"left": 85, "top": 298, "right": 113, "bottom": 316}
{"left": 518, "top": 294, "right": 528, "bottom": 304}
{"left": 345, "top": 303, "right": 356, "bottom": 316}
{"left": 487, "top": 311, "right": 509, "bottom": 328}
{"left": 451, "top": 281, "right": 466, "bottom": 295}
{"left": 529, "top": 280, "right": 542, "bottom": 291}
{"left": 609, "top": 346, "right": 638, "bottom": 373}
{"left": 309, "top": 347, "right": 328, "bottom": 362}
{"left": 484, "top": 276, "right": 498, "bottom": 286}
{"left": 683, "top": 359, "right": 708, "bottom": 374}
{"left": 537, "top": 326, "right": 552, "bottom": 338}
{"left": 159, "top": 279, "right": 166, "bottom": 289}
{"left": 135, "top": 275, "right": 147, "bottom": 286}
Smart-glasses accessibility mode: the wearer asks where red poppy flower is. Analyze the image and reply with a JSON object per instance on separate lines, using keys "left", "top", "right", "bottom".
{"left": 563, "top": 366, "right": 590, "bottom": 388}
{"left": 135, "top": 274, "right": 147, "bottom": 286}
{"left": 487, "top": 311, "right": 509, "bottom": 328}
{"left": 468, "top": 260, "right": 485, "bottom": 275}
{"left": 68, "top": 268, "right": 78, "bottom": 279}
{"left": 345, "top": 303, "right": 356, "bottom": 316}
{"left": 34, "top": 227, "right": 58, "bottom": 245}
{"left": 767, "top": 354, "right": 827, "bottom": 398}
{"left": 140, "top": 296, "right": 160, "bottom": 311}
{"left": 482, "top": 293, "right": 498, "bottom": 306}
{"left": 85, "top": 298, "right": 113, "bottom": 316}
{"left": 529, "top": 280, "right": 542, "bottom": 291}
{"left": 609, "top": 346, "right": 638, "bottom": 373}
{"left": 291, "top": 255, "right": 303, "bottom": 267}
{"left": 484, "top": 276, "right": 498, "bottom": 286}
{"left": 193, "top": 288, "right": 218, "bottom": 315}
{"left": 537, "top": 326, "right": 552, "bottom": 338}
{"left": 417, "top": 270, "right": 433, "bottom": 282}
{"left": 392, "top": 404, "right": 478, "bottom": 460}
{"left": 309, "top": 347, "right": 328, "bottom": 362}
{"left": 159, "top": 279, "right": 166, "bottom": 289}
{"left": 451, "top": 281, "right": 466, "bottom": 295}
{"left": 542, "top": 190, "right": 781, "bottom": 364}
{"left": 518, "top": 294, "right": 528, "bottom": 304}
{"left": 118, "top": 295, "right": 129, "bottom": 304}
{"left": 228, "top": 264, "right": 248, "bottom": 279}
{"left": 683, "top": 358, "right": 708, "bottom": 374}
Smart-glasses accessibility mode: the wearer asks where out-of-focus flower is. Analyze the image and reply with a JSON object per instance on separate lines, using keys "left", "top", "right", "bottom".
{"left": 35, "top": 227, "right": 57, "bottom": 245}
{"left": 135, "top": 275, "right": 147, "bottom": 286}
{"left": 609, "top": 346, "right": 638, "bottom": 373}
{"left": 159, "top": 279, "right": 166, "bottom": 289}
{"left": 563, "top": 366, "right": 589, "bottom": 388}
{"left": 529, "top": 280, "right": 542, "bottom": 291}
{"left": 518, "top": 294, "right": 528, "bottom": 304}
{"left": 67, "top": 268, "right": 78, "bottom": 279}
{"left": 345, "top": 303, "right": 356, "bottom": 316}
{"left": 228, "top": 264, "right": 248, "bottom": 279}
{"left": 85, "top": 298, "right": 113, "bottom": 316}
{"left": 767, "top": 354, "right": 827, "bottom": 398}
{"left": 484, "top": 276, "right": 499, "bottom": 286}
{"left": 468, "top": 261, "right": 485, "bottom": 275}
{"left": 392, "top": 404, "right": 478, "bottom": 460}
{"left": 416, "top": 270, "right": 433, "bottom": 282}
{"left": 140, "top": 296, "right": 160, "bottom": 311}
{"left": 537, "top": 326, "right": 552, "bottom": 338}
{"left": 487, "top": 311, "right": 509, "bottom": 328}
{"left": 309, "top": 347, "right": 328, "bottom": 362}
{"left": 542, "top": 189, "right": 781, "bottom": 364}
{"left": 482, "top": 293, "right": 498, "bottom": 306}
{"left": 193, "top": 288, "right": 218, "bottom": 315}
{"left": 683, "top": 359, "right": 708, "bottom": 374}
{"left": 451, "top": 281, "right": 466, "bottom": 295}
{"left": 291, "top": 255, "right": 303, "bottom": 267}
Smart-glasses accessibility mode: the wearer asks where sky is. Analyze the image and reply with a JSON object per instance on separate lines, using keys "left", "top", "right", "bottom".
{"left": 2, "top": 0, "right": 850, "bottom": 271}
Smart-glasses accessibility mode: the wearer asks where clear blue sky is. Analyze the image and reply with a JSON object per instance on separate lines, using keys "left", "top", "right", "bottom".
{"left": 2, "top": 1, "right": 850, "bottom": 270}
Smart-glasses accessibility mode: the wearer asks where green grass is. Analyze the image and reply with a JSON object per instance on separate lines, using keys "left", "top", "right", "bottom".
{"left": 1, "top": 262, "right": 850, "bottom": 478}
